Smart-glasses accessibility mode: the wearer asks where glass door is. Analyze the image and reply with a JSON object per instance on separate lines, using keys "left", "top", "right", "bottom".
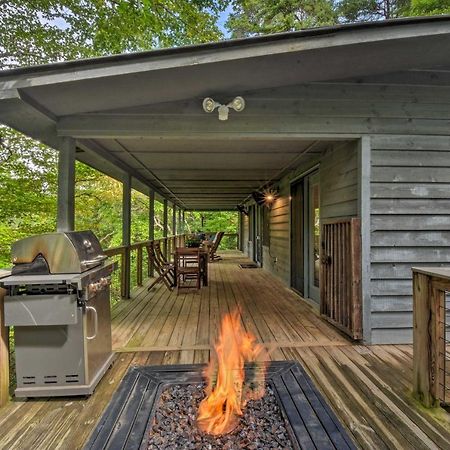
{"left": 307, "top": 172, "right": 320, "bottom": 303}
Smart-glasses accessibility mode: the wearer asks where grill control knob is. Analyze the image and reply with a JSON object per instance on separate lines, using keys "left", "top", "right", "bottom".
{"left": 88, "top": 277, "right": 110, "bottom": 295}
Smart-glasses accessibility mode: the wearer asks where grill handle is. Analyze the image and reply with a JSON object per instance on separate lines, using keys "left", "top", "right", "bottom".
{"left": 86, "top": 306, "right": 98, "bottom": 340}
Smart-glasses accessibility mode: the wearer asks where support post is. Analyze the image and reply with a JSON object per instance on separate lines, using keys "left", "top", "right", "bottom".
{"left": 57, "top": 137, "right": 76, "bottom": 232}
{"left": 177, "top": 208, "right": 182, "bottom": 245}
{"left": 0, "top": 272, "right": 9, "bottom": 408}
{"left": 163, "top": 199, "right": 168, "bottom": 258}
{"left": 148, "top": 190, "right": 155, "bottom": 276}
{"left": 122, "top": 174, "right": 131, "bottom": 299}
{"left": 172, "top": 205, "right": 177, "bottom": 250}
{"left": 358, "top": 136, "right": 371, "bottom": 344}
{"left": 413, "top": 269, "right": 446, "bottom": 408}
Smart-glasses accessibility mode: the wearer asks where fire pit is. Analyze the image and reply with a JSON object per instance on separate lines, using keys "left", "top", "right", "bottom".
{"left": 85, "top": 361, "right": 356, "bottom": 450}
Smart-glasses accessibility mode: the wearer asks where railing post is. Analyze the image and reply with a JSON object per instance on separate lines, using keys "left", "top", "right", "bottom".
{"left": 137, "top": 245, "right": 143, "bottom": 286}
{"left": 172, "top": 205, "right": 177, "bottom": 237}
{"left": 163, "top": 199, "right": 168, "bottom": 258}
{"left": 122, "top": 174, "right": 131, "bottom": 299}
{"left": 148, "top": 190, "right": 155, "bottom": 277}
{"left": 413, "top": 269, "right": 446, "bottom": 408}
{"left": 0, "top": 274, "right": 9, "bottom": 408}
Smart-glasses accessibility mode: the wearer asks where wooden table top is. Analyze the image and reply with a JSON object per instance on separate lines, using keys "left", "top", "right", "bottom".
{"left": 412, "top": 266, "right": 450, "bottom": 280}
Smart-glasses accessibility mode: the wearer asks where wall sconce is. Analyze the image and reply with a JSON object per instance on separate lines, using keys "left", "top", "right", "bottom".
{"left": 263, "top": 188, "right": 278, "bottom": 208}
{"left": 237, "top": 204, "right": 249, "bottom": 215}
{"left": 203, "top": 96, "right": 246, "bottom": 121}
{"left": 251, "top": 188, "right": 278, "bottom": 208}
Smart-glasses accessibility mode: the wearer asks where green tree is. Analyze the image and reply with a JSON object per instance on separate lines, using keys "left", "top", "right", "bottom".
{"left": 0, "top": 128, "right": 58, "bottom": 267}
{"left": 227, "top": 0, "right": 337, "bottom": 37}
{"left": 227, "top": 0, "right": 449, "bottom": 37}
{"left": 409, "top": 0, "right": 450, "bottom": 15}
{"left": 337, "top": 0, "right": 410, "bottom": 22}
{"left": 0, "top": 1, "right": 227, "bottom": 266}
{"left": 1, "top": 0, "right": 227, "bottom": 69}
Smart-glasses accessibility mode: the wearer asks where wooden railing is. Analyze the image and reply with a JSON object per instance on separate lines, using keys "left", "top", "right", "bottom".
{"left": 413, "top": 268, "right": 449, "bottom": 408}
{"left": 320, "top": 218, "right": 362, "bottom": 340}
{"left": 104, "top": 234, "right": 186, "bottom": 299}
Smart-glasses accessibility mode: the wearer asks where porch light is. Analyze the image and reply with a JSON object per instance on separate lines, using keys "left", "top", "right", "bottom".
{"left": 202, "top": 96, "right": 246, "bottom": 121}
{"left": 263, "top": 189, "right": 278, "bottom": 207}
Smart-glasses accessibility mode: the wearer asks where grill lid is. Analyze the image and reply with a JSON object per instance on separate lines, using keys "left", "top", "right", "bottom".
{"left": 11, "top": 231, "right": 107, "bottom": 274}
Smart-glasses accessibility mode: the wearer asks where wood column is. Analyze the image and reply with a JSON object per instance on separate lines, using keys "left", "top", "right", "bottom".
{"left": 172, "top": 205, "right": 177, "bottom": 236}
{"left": 163, "top": 199, "right": 168, "bottom": 258}
{"left": 413, "top": 269, "right": 446, "bottom": 408}
{"left": 57, "top": 137, "right": 76, "bottom": 232}
{"left": 0, "top": 271, "right": 9, "bottom": 408}
{"left": 148, "top": 190, "right": 155, "bottom": 276}
{"left": 122, "top": 174, "right": 131, "bottom": 299}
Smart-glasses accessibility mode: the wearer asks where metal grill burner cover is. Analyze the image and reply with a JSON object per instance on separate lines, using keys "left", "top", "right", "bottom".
{"left": 85, "top": 362, "right": 356, "bottom": 450}
{"left": 1, "top": 231, "right": 115, "bottom": 397}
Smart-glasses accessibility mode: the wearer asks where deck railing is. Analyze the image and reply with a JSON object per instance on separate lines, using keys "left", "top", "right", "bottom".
{"left": 104, "top": 234, "right": 186, "bottom": 299}
{"left": 413, "top": 268, "right": 450, "bottom": 408}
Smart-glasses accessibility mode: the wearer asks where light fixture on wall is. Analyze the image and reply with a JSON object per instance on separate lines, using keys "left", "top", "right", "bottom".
{"left": 263, "top": 188, "right": 278, "bottom": 208}
{"left": 202, "top": 96, "right": 246, "bottom": 121}
{"left": 252, "top": 187, "right": 278, "bottom": 208}
{"left": 237, "top": 204, "right": 249, "bottom": 216}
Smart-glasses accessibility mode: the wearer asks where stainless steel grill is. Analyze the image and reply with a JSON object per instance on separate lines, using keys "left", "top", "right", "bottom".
{"left": 0, "top": 231, "right": 115, "bottom": 397}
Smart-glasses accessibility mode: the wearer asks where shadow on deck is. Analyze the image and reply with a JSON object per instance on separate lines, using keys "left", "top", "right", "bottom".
{"left": 0, "top": 252, "right": 449, "bottom": 449}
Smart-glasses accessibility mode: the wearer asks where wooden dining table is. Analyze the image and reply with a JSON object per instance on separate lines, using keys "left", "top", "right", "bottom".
{"left": 173, "top": 247, "right": 209, "bottom": 287}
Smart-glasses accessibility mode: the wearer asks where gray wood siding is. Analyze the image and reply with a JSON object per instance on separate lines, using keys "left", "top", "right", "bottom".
{"left": 370, "top": 135, "right": 450, "bottom": 344}
{"left": 262, "top": 141, "right": 358, "bottom": 286}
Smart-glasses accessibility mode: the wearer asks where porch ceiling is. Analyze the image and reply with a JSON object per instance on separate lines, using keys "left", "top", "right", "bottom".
{"left": 0, "top": 16, "right": 449, "bottom": 209}
{"left": 78, "top": 138, "right": 329, "bottom": 209}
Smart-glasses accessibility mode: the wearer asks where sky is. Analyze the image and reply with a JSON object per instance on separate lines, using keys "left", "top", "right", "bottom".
{"left": 218, "top": 4, "right": 234, "bottom": 37}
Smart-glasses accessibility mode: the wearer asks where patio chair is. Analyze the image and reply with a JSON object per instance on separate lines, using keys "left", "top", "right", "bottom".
{"left": 146, "top": 241, "right": 175, "bottom": 291}
{"left": 175, "top": 247, "right": 201, "bottom": 290}
{"left": 209, "top": 231, "right": 225, "bottom": 262}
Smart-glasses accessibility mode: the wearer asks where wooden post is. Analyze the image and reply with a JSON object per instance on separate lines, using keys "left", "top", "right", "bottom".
{"left": 412, "top": 270, "right": 446, "bottom": 408}
{"left": 122, "top": 174, "right": 131, "bottom": 299}
{"left": 172, "top": 204, "right": 177, "bottom": 237}
{"left": 177, "top": 208, "right": 182, "bottom": 239}
{"left": 137, "top": 245, "right": 143, "bottom": 287}
{"left": 163, "top": 199, "right": 168, "bottom": 258}
{"left": 0, "top": 271, "right": 10, "bottom": 408}
{"left": 57, "top": 137, "right": 76, "bottom": 232}
{"left": 148, "top": 190, "right": 155, "bottom": 277}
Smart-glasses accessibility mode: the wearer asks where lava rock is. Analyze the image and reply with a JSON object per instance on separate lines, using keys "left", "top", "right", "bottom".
{"left": 147, "top": 384, "right": 293, "bottom": 450}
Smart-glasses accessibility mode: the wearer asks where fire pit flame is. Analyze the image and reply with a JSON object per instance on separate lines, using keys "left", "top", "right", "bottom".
{"left": 197, "top": 309, "right": 268, "bottom": 435}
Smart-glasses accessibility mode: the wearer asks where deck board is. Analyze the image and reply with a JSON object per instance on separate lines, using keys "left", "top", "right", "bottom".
{"left": 0, "top": 251, "right": 449, "bottom": 449}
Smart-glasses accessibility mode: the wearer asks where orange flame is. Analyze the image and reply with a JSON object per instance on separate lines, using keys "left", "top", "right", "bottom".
{"left": 197, "top": 309, "right": 268, "bottom": 435}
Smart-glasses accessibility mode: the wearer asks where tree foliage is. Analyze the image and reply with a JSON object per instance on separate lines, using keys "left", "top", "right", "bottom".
{"left": 0, "top": 0, "right": 227, "bottom": 69}
{"left": 226, "top": 0, "right": 449, "bottom": 37}
{"left": 0, "top": 0, "right": 227, "bottom": 267}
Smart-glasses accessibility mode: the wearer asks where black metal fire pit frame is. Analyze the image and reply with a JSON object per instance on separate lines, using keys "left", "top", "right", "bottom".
{"left": 84, "top": 361, "right": 356, "bottom": 450}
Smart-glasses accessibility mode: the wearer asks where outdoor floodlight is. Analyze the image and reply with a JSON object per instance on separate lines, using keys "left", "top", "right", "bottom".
{"left": 202, "top": 96, "right": 246, "bottom": 121}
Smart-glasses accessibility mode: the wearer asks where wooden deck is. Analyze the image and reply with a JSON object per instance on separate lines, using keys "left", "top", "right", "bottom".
{"left": 0, "top": 252, "right": 449, "bottom": 449}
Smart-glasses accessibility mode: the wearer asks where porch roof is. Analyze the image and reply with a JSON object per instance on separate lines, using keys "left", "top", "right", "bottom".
{"left": 1, "top": 16, "right": 449, "bottom": 209}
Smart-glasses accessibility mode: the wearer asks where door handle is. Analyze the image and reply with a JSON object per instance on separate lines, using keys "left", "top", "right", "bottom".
{"left": 86, "top": 306, "right": 98, "bottom": 340}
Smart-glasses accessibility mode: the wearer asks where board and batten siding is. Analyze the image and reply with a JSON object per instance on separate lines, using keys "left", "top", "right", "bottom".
{"left": 263, "top": 141, "right": 359, "bottom": 286}
{"left": 370, "top": 135, "right": 450, "bottom": 344}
